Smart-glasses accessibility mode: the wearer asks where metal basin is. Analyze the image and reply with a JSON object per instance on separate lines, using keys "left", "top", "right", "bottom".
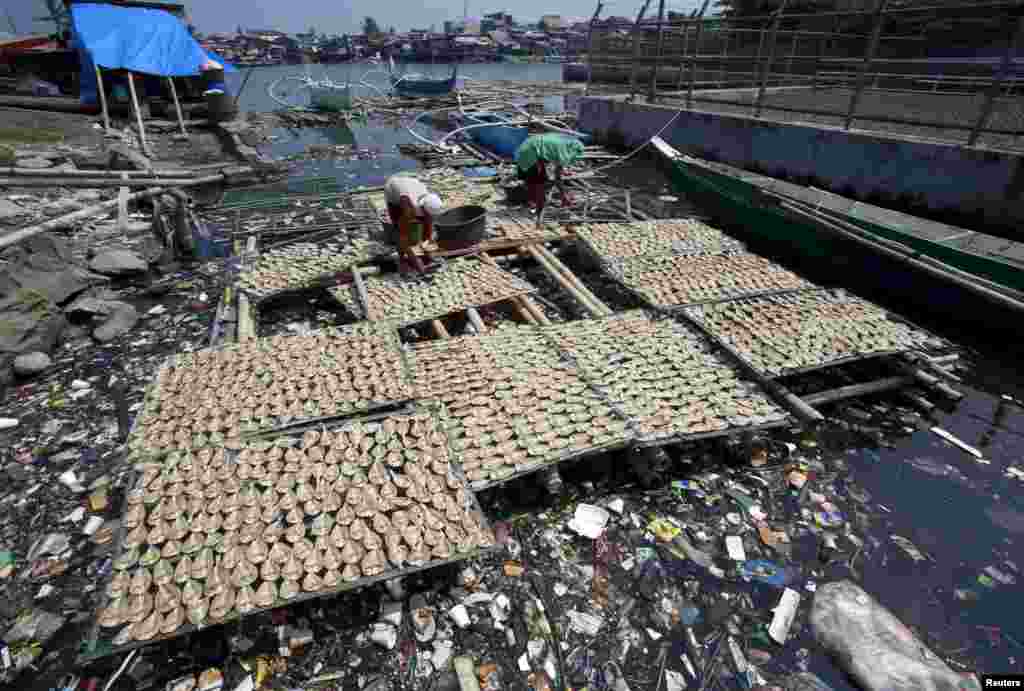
{"left": 433, "top": 205, "right": 488, "bottom": 250}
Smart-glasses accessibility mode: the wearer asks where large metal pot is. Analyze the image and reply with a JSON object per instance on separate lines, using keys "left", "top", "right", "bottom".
{"left": 433, "top": 205, "right": 488, "bottom": 251}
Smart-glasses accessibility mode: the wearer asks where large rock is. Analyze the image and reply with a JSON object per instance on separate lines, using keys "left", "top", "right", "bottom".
{"left": 89, "top": 249, "right": 148, "bottom": 276}
{"left": 13, "top": 351, "right": 52, "bottom": 376}
{"left": 0, "top": 234, "right": 104, "bottom": 305}
{"left": 810, "top": 581, "right": 979, "bottom": 691}
{"left": 0, "top": 199, "right": 29, "bottom": 226}
{"left": 93, "top": 303, "right": 139, "bottom": 342}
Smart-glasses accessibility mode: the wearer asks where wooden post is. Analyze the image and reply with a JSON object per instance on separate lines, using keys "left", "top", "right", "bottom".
{"left": 844, "top": 0, "right": 888, "bottom": 131}
{"left": 95, "top": 65, "right": 111, "bottom": 133}
{"left": 624, "top": 189, "right": 632, "bottom": 218}
{"left": 628, "top": 0, "right": 652, "bottom": 99}
{"left": 647, "top": 0, "right": 667, "bottom": 102}
{"left": 351, "top": 265, "right": 371, "bottom": 318}
{"left": 719, "top": 25, "right": 729, "bottom": 88}
{"left": 968, "top": 15, "right": 1024, "bottom": 147}
{"left": 676, "top": 22, "right": 690, "bottom": 90}
{"left": 787, "top": 33, "right": 799, "bottom": 82}
{"left": 687, "top": 0, "right": 712, "bottom": 109}
{"left": 584, "top": 1, "right": 605, "bottom": 95}
{"left": 811, "top": 35, "right": 824, "bottom": 90}
{"left": 167, "top": 77, "right": 188, "bottom": 138}
{"left": 753, "top": 0, "right": 790, "bottom": 119}
{"left": 126, "top": 72, "right": 151, "bottom": 156}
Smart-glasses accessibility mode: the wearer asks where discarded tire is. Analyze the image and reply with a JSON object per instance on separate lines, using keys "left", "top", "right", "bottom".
{"left": 809, "top": 580, "right": 980, "bottom": 691}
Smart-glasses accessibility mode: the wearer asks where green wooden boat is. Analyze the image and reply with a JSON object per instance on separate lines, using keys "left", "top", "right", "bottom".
{"left": 651, "top": 137, "right": 1024, "bottom": 303}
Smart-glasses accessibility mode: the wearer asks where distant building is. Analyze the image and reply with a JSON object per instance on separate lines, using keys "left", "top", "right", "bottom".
{"left": 443, "top": 20, "right": 455, "bottom": 34}
{"left": 484, "top": 12, "right": 513, "bottom": 28}
{"left": 540, "top": 15, "right": 563, "bottom": 31}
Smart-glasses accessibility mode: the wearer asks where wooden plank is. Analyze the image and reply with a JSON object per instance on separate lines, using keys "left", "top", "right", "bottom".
{"left": 802, "top": 376, "right": 913, "bottom": 405}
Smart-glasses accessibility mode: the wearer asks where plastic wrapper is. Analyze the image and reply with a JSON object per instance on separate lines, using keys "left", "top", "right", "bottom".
{"left": 809, "top": 581, "right": 980, "bottom": 691}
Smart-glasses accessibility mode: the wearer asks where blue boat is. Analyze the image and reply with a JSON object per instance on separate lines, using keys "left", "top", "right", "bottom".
{"left": 389, "top": 60, "right": 458, "bottom": 98}
{"left": 464, "top": 112, "right": 531, "bottom": 159}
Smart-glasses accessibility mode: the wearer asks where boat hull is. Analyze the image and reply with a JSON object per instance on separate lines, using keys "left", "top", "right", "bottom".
{"left": 309, "top": 85, "right": 352, "bottom": 112}
{"left": 466, "top": 115, "right": 530, "bottom": 159}
{"left": 656, "top": 141, "right": 1024, "bottom": 334}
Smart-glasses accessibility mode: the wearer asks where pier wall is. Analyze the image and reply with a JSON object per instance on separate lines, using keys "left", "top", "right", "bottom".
{"left": 577, "top": 96, "right": 1024, "bottom": 235}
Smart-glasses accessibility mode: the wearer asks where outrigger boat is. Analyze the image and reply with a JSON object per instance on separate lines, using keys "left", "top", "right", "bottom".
{"left": 389, "top": 57, "right": 458, "bottom": 98}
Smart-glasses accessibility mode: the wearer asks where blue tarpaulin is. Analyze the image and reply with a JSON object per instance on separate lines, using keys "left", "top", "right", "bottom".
{"left": 70, "top": 3, "right": 234, "bottom": 104}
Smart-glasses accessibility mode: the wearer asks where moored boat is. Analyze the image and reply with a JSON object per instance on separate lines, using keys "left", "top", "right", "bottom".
{"left": 463, "top": 111, "right": 530, "bottom": 159}
{"left": 389, "top": 59, "right": 458, "bottom": 98}
{"left": 308, "top": 81, "right": 352, "bottom": 112}
{"left": 651, "top": 136, "right": 1024, "bottom": 326}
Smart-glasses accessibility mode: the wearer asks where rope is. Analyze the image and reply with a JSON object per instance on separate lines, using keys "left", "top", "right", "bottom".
{"left": 580, "top": 102, "right": 688, "bottom": 175}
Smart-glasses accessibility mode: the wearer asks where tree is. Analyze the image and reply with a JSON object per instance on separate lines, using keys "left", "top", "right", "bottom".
{"left": 389, "top": 26, "right": 396, "bottom": 34}
{"left": 363, "top": 17, "right": 382, "bottom": 35}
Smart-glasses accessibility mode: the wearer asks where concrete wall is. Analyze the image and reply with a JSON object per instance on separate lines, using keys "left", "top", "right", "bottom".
{"left": 577, "top": 96, "right": 1024, "bottom": 235}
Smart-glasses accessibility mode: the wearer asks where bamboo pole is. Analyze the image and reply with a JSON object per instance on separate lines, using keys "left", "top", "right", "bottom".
{"left": 648, "top": 0, "right": 667, "bottom": 102}
{"left": 687, "top": 0, "right": 712, "bottom": 109}
{"left": 802, "top": 376, "right": 913, "bottom": 405}
{"left": 0, "top": 177, "right": 208, "bottom": 188}
{"left": 126, "top": 72, "right": 151, "bottom": 156}
{"left": 522, "top": 245, "right": 601, "bottom": 317}
{"left": 430, "top": 320, "right": 450, "bottom": 338}
{"left": 478, "top": 252, "right": 549, "bottom": 325}
{"left": 2, "top": 167, "right": 196, "bottom": 178}
{"left": 0, "top": 174, "right": 224, "bottom": 250}
{"left": 754, "top": 0, "right": 790, "bottom": 118}
{"left": 167, "top": 77, "right": 188, "bottom": 138}
{"left": 676, "top": 22, "right": 690, "bottom": 90}
{"left": 528, "top": 244, "right": 612, "bottom": 317}
{"left": 628, "top": 0, "right": 653, "bottom": 99}
{"left": 967, "top": 15, "right": 1024, "bottom": 146}
{"left": 351, "top": 265, "right": 371, "bottom": 318}
{"left": 465, "top": 306, "right": 487, "bottom": 333}
{"left": 95, "top": 65, "right": 111, "bottom": 133}
{"left": 844, "top": 0, "right": 888, "bottom": 131}
{"left": 584, "top": 1, "right": 605, "bottom": 96}
{"left": 537, "top": 244, "right": 613, "bottom": 316}
{"left": 237, "top": 293, "right": 256, "bottom": 341}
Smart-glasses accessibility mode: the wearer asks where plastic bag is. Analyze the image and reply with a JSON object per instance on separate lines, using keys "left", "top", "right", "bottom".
{"left": 810, "top": 581, "right": 980, "bottom": 691}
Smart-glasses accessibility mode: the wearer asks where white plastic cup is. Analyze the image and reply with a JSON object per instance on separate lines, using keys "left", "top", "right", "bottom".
{"left": 448, "top": 604, "right": 471, "bottom": 629}
{"left": 83, "top": 516, "right": 104, "bottom": 536}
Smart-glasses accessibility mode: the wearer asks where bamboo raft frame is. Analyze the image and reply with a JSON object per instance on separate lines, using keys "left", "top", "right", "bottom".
{"left": 79, "top": 404, "right": 498, "bottom": 663}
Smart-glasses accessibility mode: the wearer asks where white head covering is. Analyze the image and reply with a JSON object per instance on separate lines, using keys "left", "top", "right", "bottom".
{"left": 419, "top": 193, "right": 444, "bottom": 218}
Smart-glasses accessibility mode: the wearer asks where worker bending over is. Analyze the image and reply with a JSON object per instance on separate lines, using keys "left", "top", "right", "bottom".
{"left": 384, "top": 174, "right": 444, "bottom": 274}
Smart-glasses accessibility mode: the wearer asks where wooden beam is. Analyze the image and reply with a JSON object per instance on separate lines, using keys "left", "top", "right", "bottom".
{"left": 465, "top": 306, "right": 487, "bottom": 333}
{"left": 802, "top": 376, "right": 913, "bottom": 405}
{"left": 167, "top": 77, "right": 188, "bottom": 139}
{"left": 534, "top": 244, "right": 613, "bottom": 316}
{"left": 430, "top": 320, "right": 450, "bottom": 338}
{"left": 525, "top": 244, "right": 607, "bottom": 318}
{"left": 95, "top": 65, "right": 111, "bottom": 133}
{"left": 126, "top": 72, "right": 151, "bottom": 156}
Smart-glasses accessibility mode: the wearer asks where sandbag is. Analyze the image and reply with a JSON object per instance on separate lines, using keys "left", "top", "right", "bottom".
{"left": 809, "top": 581, "right": 979, "bottom": 691}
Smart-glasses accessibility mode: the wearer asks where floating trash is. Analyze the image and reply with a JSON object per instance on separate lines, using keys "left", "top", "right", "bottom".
{"left": 333, "top": 258, "right": 537, "bottom": 326}
{"left": 686, "top": 290, "right": 945, "bottom": 377}
{"left": 577, "top": 219, "right": 745, "bottom": 261}
{"left": 130, "top": 324, "right": 412, "bottom": 454}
